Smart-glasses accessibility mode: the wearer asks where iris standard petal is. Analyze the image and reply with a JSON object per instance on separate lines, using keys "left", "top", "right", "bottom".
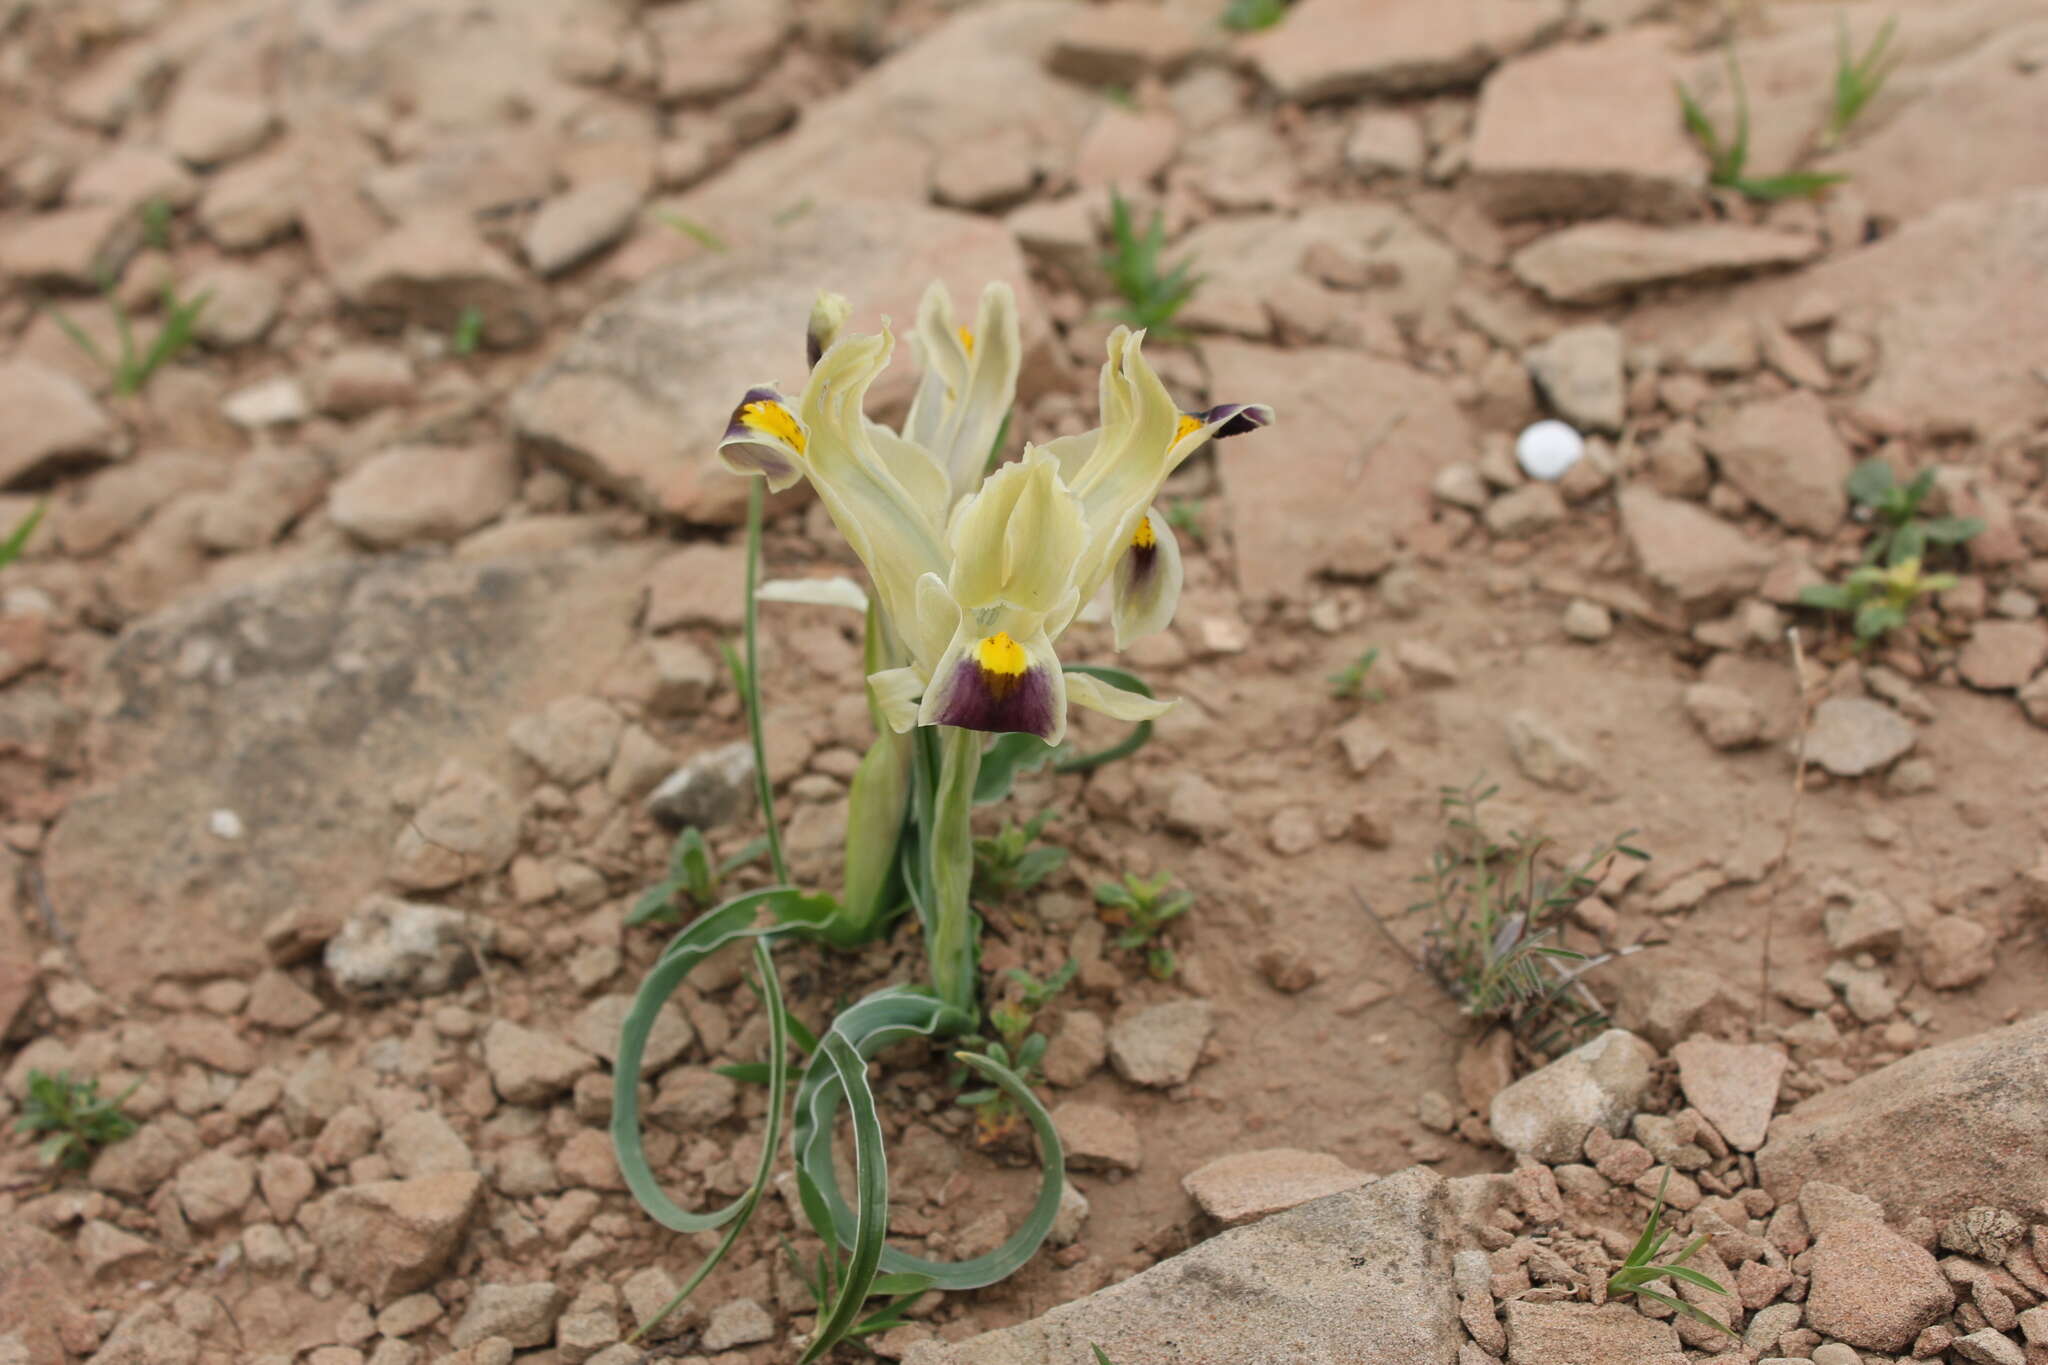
{"left": 796, "top": 330, "right": 949, "bottom": 630}
{"left": 1063, "top": 329, "right": 1183, "bottom": 604}
{"left": 1066, "top": 670, "right": 1177, "bottom": 723}
{"left": 918, "top": 622, "right": 1067, "bottom": 745}
{"left": 717, "top": 386, "right": 809, "bottom": 492}
{"left": 899, "top": 282, "right": 1023, "bottom": 503}
{"left": 866, "top": 666, "right": 925, "bottom": 733}
{"left": 903, "top": 281, "right": 969, "bottom": 454}
{"left": 908, "top": 571, "right": 961, "bottom": 680}
{"left": 947, "top": 446, "right": 1086, "bottom": 616}
{"left": 1109, "top": 506, "right": 1182, "bottom": 648}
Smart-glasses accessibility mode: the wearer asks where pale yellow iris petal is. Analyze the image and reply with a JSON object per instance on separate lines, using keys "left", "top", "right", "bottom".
{"left": 917, "top": 611, "right": 1068, "bottom": 745}
{"left": 717, "top": 386, "right": 809, "bottom": 493}
{"left": 796, "top": 330, "right": 948, "bottom": 632}
{"left": 1066, "top": 670, "right": 1177, "bottom": 724}
{"left": 1110, "top": 507, "right": 1182, "bottom": 649}
{"left": 902, "top": 281, "right": 1022, "bottom": 503}
{"left": 866, "top": 666, "right": 925, "bottom": 734}
{"left": 1063, "top": 329, "right": 1183, "bottom": 606}
{"left": 947, "top": 446, "right": 1086, "bottom": 616}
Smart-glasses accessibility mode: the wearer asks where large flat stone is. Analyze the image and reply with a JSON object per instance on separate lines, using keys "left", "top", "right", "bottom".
{"left": 1172, "top": 203, "right": 1461, "bottom": 332}
{"left": 1758, "top": 1012, "right": 2048, "bottom": 1222}
{"left": 1204, "top": 343, "right": 1471, "bottom": 602}
{"left": 1469, "top": 26, "right": 1704, "bottom": 222}
{"left": 1245, "top": 0, "right": 1568, "bottom": 102}
{"left": 668, "top": 3, "right": 1095, "bottom": 228}
{"left": 42, "top": 545, "right": 657, "bottom": 995}
{"left": 1512, "top": 222, "right": 1821, "bottom": 305}
{"left": 509, "top": 199, "right": 1054, "bottom": 526}
{"left": 927, "top": 1166, "right": 1458, "bottom": 1365}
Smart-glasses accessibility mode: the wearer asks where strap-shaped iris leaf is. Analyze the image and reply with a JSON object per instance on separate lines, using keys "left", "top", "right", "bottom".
{"left": 792, "top": 987, "right": 1067, "bottom": 1290}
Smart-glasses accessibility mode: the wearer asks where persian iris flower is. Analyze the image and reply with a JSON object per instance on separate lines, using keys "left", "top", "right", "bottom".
{"left": 719, "top": 282, "right": 1271, "bottom": 747}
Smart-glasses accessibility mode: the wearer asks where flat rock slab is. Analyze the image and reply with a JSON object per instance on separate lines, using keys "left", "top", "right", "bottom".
{"left": 1617, "top": 487, "right": 1773, "bottom": 605}
{"left": 1642, "top": 188, "right": 2048, "bottom": 442}
{"left": 1205, "top": 342, "right": 1471, "bottom": 601}
{"left": 1182, "top": 1148, "right": 1374, "bottom": 1227}
{"left": 1758, "top": 1012, "right": 2048, "bottom": 1222}
{"left": 1503, "top": 1300, "right": 1684, "bottom": 1365}
{"left": 42, "top": 545, "right": 657, "bottom": 996}
{"left": 922, "top": 1166, "right": 1457, "bottom": 1365}
{"left": 509, "top": 198, "right": 1053, "bottom": 527}
{"left": 1671, "top": 1037, "right": 1787, "bottom": 1152}
{"left": 1469, "top": 25, "right": 1703, "bottom": 222}
{"left": 672, "top": 3, "right": 1094, "bottom": 225}
{"left": 1512, "top": 222, "right": 1820, "bottom": 305}
{"left": 1698, "top": 392, "right": 1851, "bottom": 536}
{"left": 1245, "top": 0, "right": 1567, "bottom": 102}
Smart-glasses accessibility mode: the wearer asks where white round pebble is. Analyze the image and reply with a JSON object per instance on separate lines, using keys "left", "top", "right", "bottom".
{"left": 208, "top": 809, "right": 245, "bottom": 840}
{"left": 1515, "top": 419, "right": 1586, "bottom": 481}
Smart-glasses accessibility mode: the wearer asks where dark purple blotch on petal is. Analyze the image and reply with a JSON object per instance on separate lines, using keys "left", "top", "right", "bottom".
{"left": 1200, "top": 402, "right": 1275, "bottom": 438}
{"left": 1124, "top": 540, "right": 1158, "bottom": 588}
{"left": 931, "top": 657, "right": 1056, "bottom": 739}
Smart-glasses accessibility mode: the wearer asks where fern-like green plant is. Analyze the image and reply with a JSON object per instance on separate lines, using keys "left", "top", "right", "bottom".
{"left": 17, "top": 1071, "right": 139, "bottom": 1169}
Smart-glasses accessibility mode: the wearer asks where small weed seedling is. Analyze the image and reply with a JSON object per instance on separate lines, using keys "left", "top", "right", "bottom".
{"left": 1798, "top": 557, "right": 1954, "bottom": 648}
{"left": 1328, "top": 646, "right": 1385, "bottom": 702}
{"left": 1676, "top": 44, "right": 1847, "bottom": 202}
{"left": 140, "top": 196, "right": 175, "bottom": 252}
{"left": 1842, "top": 457, "right": 1982, "bottom": 567}
{"left": 1220, "top": 0, "right": 1289, "bottom": 31}
{"left": 0, "top": 502, "right": 46, "bottom": 572}
{"left": 17, "top": 1070, "right": 138, "bottom": 1170}
{"left": 1096, "top": 871, "right": 1193, "bottom": 979}
{"left": 1823, "top": 15, "right": 1900, "bottom": 150}
{"left": 973, "top": 810, "right": 1069, "bottom": 901}
{"left": 958, "top": 962, "right": 1073, "bottom": 1145}
{"left": 449, "top": 305, "right": 485, "bottom": 357}
{"left": 625, "top": 827, "right": 768, "bottom": 927}
{"left": 1101, "top": 189, "right": 1201, "bottom": 337}
{"left": 1409, "top": 782, "right": 1645, "bottom": 1055}
{"left": 1092, "top": 1350, "right": 1118, "bottom": 1365}
{"left": 50, "top": 278, "right": 211, "bottom": 398}
{"left": 782, "top": 1237, "right": 928, "bottom": 1346}
{"left": 1607, "top": 1170, "right": 1738, "bottom": 1336}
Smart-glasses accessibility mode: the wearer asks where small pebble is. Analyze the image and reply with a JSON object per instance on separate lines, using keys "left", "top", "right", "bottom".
{"left": 1515, "top": 420, "right": 1586, "bottom": 481}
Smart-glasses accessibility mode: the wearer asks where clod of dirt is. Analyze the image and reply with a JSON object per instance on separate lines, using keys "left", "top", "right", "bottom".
{"left": 1107, "top": 999, "right": 1215, "bottom": 1088}
{"left": 324, "top": 896, "right": 497, "bottom": 999}
{"left": 306, "top": 1171, "right": 484, "bottom": 1307}
{"left": 644, "top": 738, "right": 756, "bottom": 830}
{"left": 1805, "top": 696, "right": 1918, "bottom": 778}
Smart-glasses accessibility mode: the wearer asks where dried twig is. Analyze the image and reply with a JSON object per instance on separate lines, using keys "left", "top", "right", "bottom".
{"left": 1761, "top": 625, "right": 1819, "bottom": 1022}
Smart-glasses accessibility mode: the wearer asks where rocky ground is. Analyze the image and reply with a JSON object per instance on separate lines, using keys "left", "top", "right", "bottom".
{"left": 2, "top": 0, "right": 2048, "bottom": 1363}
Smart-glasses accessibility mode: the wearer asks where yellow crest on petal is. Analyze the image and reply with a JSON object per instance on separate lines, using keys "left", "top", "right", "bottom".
{"left": 975, "top": 630, "right": 1027, "bottom": 680}
{"left": 742, "top": 399, "right": 806, "bottom": 453}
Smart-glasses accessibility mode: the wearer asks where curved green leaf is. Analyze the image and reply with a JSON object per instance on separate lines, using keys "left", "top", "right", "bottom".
{"left": 793, "top": 988, "right": 1066, "bottom": 1290}
{"left": 612, "top": 891, "right": 796, "bottom": 1232}
{"left": 796, "top": 1034, "right": 891, "bottom": 1363}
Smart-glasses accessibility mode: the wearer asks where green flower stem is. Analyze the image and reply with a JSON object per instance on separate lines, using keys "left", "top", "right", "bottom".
{"left": 743, "top": 477, "right": 791, "bottom": 885}
{"left": 927, "top": 725, "right": 983, "bottom": 1016}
